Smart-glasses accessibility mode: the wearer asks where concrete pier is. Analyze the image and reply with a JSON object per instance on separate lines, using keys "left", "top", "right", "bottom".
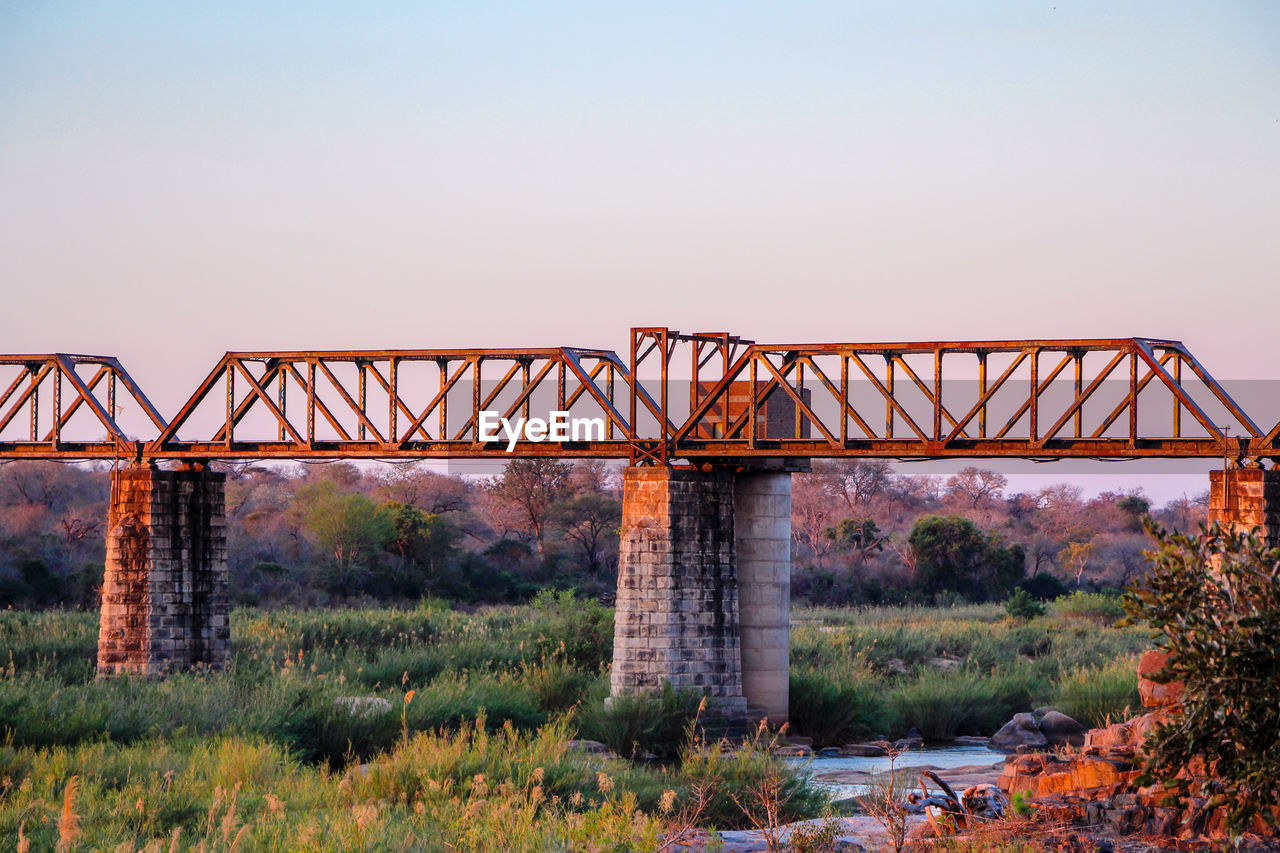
{"left": 610, "top": 466, "right": 792, "bottom": 721}
{"left": 735, "top": 472, "right": 792, "bottom": 724}
{"left": 1209, "top": 468, "right": 1280, "bottom": 548}
{"left": 97, "top": 466, "right": 230, "bottom": 676}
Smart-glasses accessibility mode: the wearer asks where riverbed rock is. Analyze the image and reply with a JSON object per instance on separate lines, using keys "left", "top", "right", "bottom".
{"left": 567, "top": 739, "right": 616, "bottom": 757}
{"left": 989, "top": 712, "right": 1047, "bottom": 753}
{"left": 1038, "top": 710, "right": 1087, "bottom": 747}
{"left": 841, "top": 742, "right": 889, "bottom": 757}
{"left": 885, "top": 657, "right": 910, "bottom": 675}
{"left": 1137, "top": 649, "right": 1183, "bottom": 708}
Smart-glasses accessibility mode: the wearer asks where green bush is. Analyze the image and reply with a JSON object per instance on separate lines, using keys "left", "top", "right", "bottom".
{"left": 787, "top": 667, "right": 890, "bottom": 745}
{"left": 1047, "top": 656, "right": 1139, "bottom": 728}
{"left": 576, "top": 683, "right": 703, "bottom": 759}
{"left": 1052, "top": 590, "right": 1125, "bottom": 624}
{"left": 888, "top": 671, "right": 1020, "bottom": 739}
{"left": 1003, "top": 588, "right": 1045, "bottom": 621}
{"left": 1124, "top": 520, "right": 1280, "bottom": 834}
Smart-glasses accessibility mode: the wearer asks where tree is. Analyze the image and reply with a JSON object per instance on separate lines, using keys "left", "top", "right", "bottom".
{"left": 908, "top": 515, "right": 1025, "bottom": 601}
{"left": 1124, "top": 520, "right": 1280, "bottom": 834}
{"left": 825, "top": 518, "right": 887, "bottom": 566}
{"left": 790, "top": 470, "right": 839, "bottom": 567}
{"left": 827, "top": 459, "right": 892, "bottom": 514}
{"left": 557, "top": 494, "right": 622, "bottom": 577}
{"left": 297, "top": 481, "right": 393, "bottom": 592}
{"left": 944, "top": 467, "right": 1008, "bottom": 510}
{"left": 484, "top": 459, "right": 571, "bottom": 556}
{"left": 378, "top": 501, "right": 456, "bottom": 569}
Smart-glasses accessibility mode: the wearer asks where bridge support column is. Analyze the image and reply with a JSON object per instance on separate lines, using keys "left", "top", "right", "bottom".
{"left": 1209, "top": 468, "right": 1280, "bottom": 548}
{"left": 610, "top": 467, "right": 792, "bottom": 722}
{"left": 97, "top": 466, "right": 229, "bottom": 677}
{"left": 735, "top": 472, "right": 791, "bottom": 725}
{"left": 611, "top": 467, "right": 746, "bottom": 713}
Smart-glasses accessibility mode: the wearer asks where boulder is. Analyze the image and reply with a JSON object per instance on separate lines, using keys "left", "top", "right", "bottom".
{"left": 953, "top": 735, "right": 990, "bottom": 746}
{"left": 841, "top": 742, "right": 889, "bottom": 757}
{"left": 1038, "top": 710, "right": 1087, "bottom": 747}
{"left": 567, "top": 739, "right": 615, "bottom": 757}
{"left": 1137, "top": 649, "right": 1184, "bottom": 708}
{"left": 774, "top": 744, "right": 812, "bottom": 757}
{"left": 989, "top": 712, "right": 1047, "bottom": 753}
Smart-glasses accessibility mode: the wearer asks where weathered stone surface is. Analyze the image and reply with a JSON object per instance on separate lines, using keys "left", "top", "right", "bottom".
{"left": 1137, "top": 649, "right": 1184, "bottom": 708}
{"left": 97, "top": 467, "right": 229, "bottom": 677}
{"left": 989, "top": 712, "right": 1047, "bottom": 753}
{"left": 610, "top": 468, "right": 746, "bottom": 711}
{"left": 1038, "top": 710, "right": 1087, "bottom": 748}
{"left": 840, "top": 742, "right": 889, "bottom": 757}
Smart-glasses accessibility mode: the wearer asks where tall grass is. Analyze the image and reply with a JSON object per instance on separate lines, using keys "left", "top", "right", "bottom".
{"left": 1049, "top": 655, "right": 1141, "bottom": 727}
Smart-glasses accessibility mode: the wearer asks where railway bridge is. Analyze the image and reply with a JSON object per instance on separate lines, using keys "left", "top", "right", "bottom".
{"left": 3, "top": 328, "right": 1278, "bottom": 723}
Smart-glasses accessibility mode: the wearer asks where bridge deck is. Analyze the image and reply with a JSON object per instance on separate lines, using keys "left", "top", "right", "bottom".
{"left": 1, "top": 331, "right": 1276, "bottom": 464}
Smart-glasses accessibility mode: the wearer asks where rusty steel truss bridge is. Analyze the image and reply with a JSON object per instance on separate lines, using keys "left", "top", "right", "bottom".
{"left": 2, "top": 329, "right": 1277, "bottom": 466}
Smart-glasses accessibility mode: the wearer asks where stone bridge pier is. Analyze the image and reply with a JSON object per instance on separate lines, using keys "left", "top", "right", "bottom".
{"left": 1209, "top": 467, "right": 1280, "bottom": 547}
{"left": 97, "top": 465, "right": 230, "bottom": 676}
{"left": 609, "top": 466, "right": 792, "bottom": 724}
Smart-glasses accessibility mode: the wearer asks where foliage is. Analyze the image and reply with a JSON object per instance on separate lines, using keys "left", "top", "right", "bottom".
{"left": 1047, "top": 655, "right": 1139, "bottom": 728}
{"left": 787, "top": 667, "right": 889, "bottom": 746}
{"left": 1004, "top": 588, "right": 1045, "bottom": 621}
{"left": 1051, "top": 589, "right": 1124, "bottom": 623}
{"left": 909, "top": 515, "right": 1026, "bottom": 601}
{"left": 576, "top": 683, "right": 703, "bottom": 760}
{"left": 1124, "top": 519, "right": 1280, "bottom": 834}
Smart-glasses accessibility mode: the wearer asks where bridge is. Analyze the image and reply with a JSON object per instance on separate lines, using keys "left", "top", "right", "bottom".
{"left": 3, "top": 329, "right": 1277, "bottom": 723}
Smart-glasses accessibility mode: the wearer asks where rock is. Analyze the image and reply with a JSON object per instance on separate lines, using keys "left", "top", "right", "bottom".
{"left": 841, "top": 742, "right": 888, "bottom": 757}
{"left": 952, "top": 735, "right": 989, "bottom": 746}
{"left": 904, "top": 727, "right": 923, "bottom": 741}
{"left": 567, "top": 739, "right": 615, "bottom": 756}
{"left": 1031, "top": 705, "right": 1059, "bottom": 720}
{"left": 774, "top": 744, "right": 812, "bottom": 757}
{"left": 819, "top": 747, "right": 842, "bottom": 757}
{"left": 926, "top": 657, "right": 962, "bottom": 671}
{"left": 989, "top": 712, "right": 1048, "bottom": 753}
{"left": 1038, "top": 710, "right": 1087, "bottom": 747}
{"left": 1137, "top": 649, "right": 1184, "bottom": 708}
{"left": 885, "top": 658, "right": 910, "bottom": 675}
{"left": 334, "top": 696, "right": 392, "bottom": 718}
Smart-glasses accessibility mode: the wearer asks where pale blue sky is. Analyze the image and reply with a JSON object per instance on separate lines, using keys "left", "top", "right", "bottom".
{"left": 1, "top": 2, "right": 1276, "bottom": 497}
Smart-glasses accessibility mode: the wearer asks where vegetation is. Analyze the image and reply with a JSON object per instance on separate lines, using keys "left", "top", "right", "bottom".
{"left": 1, "top": 458, "right": 1206, "bottom": 610}
{"left": 1124, "top": 520, "right": 1280, "bottom": 835}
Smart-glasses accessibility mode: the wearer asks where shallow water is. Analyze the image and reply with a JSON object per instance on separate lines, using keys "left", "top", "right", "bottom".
{"left": 787, "top": 744, "right": 1004, "bottom": 800}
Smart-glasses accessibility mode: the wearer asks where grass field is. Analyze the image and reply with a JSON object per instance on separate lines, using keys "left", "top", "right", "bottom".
{"left": 0, "top": 593, "right": 1148, "bottom": 850}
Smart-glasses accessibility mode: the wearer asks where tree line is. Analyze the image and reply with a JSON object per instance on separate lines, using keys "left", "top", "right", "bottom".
{"left": 0, "top": 459, "right": 1206, "bottom": 609}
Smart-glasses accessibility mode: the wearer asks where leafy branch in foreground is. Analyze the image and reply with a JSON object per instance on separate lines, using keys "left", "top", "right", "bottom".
{"left": 1123, "top": 518, "right": 1280, "bottom": 835}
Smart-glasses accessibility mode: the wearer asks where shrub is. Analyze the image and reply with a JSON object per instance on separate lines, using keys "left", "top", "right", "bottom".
{"left": 576, "top": 683, "right": 703, "bottom": 760}
{"left": 1003, "top": 589, "right": 1045, "bottom": 621}
{"left": 1052, "top": 590, "right": 1124, "bottom": 624}
{"left": 888, "top": 671, "right": 1016, "bottom": 740}
{"left": 787, "top": 667, "right": 890, "bottom": 745}
{"left": 1124, "top": 520, "right": 1280, "bottom": 834}
{"left": 1048, "top": 656, "right": 1139, "bottom": 728}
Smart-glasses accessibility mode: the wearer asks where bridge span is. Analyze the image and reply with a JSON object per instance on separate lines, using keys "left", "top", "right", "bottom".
{"left": 3, "top": 329, "right": 1277, "bottom": 724}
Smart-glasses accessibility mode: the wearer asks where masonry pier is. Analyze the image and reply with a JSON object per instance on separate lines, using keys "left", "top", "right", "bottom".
{"left": 97, "top": 466, "right": 230, "bottom": 676}
{"left": 1209, "top": 468, "right": 1280, "bottom": 548}
{"left": 610, "top": 466, "right": 792, "bottom": 724}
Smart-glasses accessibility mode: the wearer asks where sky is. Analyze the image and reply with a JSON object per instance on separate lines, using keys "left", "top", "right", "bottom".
{"left": 1, "top": 2, "right": 1277, "bottom": 500}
